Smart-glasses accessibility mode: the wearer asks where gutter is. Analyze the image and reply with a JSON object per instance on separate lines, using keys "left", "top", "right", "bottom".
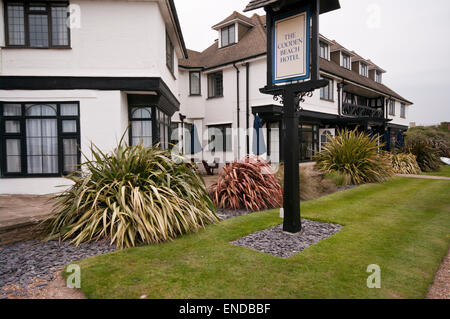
{"left": 244, "top": 62, "right": 250, "bottom": 155}
{"left": 233, "top": 64, "right": 241, "bottom": 157}
{"left": 167, "top": 0, "right": 188, "bottom": 58}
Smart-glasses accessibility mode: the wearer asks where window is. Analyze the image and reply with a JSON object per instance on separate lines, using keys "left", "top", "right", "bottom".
{"left": 208, "top": 124, "right": 232, "bottom": 153}
{"left": 208, "top": 71, "right": 223, "bottom": 98}
{"left": 400, "top": 103, "right": 406, "bottom": 119}
{"left": 166, "top": 32, "right": 174, "bottom": 74}
{"left": 158, "top": 109, "right": 170, "bottom": 150}
{"left": 5, "top": 1, "right": 70, "bottom": 48}
{"left": 319, "top": 41, "right": 329, "bottom": 60}
{"left": 388, "top": 100, "right": 396, "bottom": 116}
{"left": 0, "top": 102, "right": 80, "bottom": 177}
{"left": 130, "top": 107, "right": 153, "bottom": 147}
{"left": 376, "top": 71, "right": 382, "bottom": 83}
{"left": 129, "top": 106, "right": 171, "bottom": 150}
{"left": 342, "top": 53, "right": 351, "bottom": 69}
{"left": 221, "top": 24, "right": 235, "bottom": 47}
{"left": 360, "top": 63, "right": 368, "bottom": 77}
{"left": 189, "top": 71, "right": 201, "bottom": 96}
{"left": 299, "top": 124, "right": 319, "bottom": 162}
{"left": 320, "top": 78, "right": 333, "bottom": 101}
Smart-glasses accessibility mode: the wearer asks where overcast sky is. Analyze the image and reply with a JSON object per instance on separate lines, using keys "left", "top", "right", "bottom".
{"left": 174, "top": 0, "right": 450, "bottom": 126}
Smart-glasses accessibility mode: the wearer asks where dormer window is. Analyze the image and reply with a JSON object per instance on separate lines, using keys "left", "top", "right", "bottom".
{"left": 319, "top": 41, "right": 329, "bottom": 60}
{"left": 221, "top": 24, "right": 235, "bottom": 47}
{"left": 360, "top": 63, "right": 368, "bottom": 77}
{"left": 342, "top": 53, "right": 351, "bottom": 69}
{"left": 376, "top": 71, "right": 382, "bottom": 83}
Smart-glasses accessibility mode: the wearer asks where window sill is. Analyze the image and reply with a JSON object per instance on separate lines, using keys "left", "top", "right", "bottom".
{"left": 207, "top": 96, "right": 224, "bottom": 100}
{"left": 320, "top": 98, "right": 334, "bottom": 103}
{"left": 189, "top": 94, "right": 202, "bottom": 97}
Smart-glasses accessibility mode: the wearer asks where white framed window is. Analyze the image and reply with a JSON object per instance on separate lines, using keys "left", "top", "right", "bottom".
{"left": 342, "top": 53, "right": 351, "bottom": 69}
{"left": 376, "top": 71, "right": 382, "bottom": 83}
{"left": 389, "top": 100, "right": 396, "bottom": 116}
{"left": 360, "top": 63, "right": 368, "bottom": 77}
{"left": 221, "top": 24, "right": 235, "bottom": 47}
{"left": 320, "top": 78, "right": 333, "bottom": 101}
{"left": 400, "top": 103, "right": 406, "bottom": 119}
{"left": 319, "top": 41, "right": 329, "bottom": 60}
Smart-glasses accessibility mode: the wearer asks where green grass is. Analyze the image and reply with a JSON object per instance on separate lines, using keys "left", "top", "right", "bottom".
{"left": 74, "top": 177, "right": 450, "bottom": 299}
{"left": 423, "top": 165, "right": 450, "bottom": 177}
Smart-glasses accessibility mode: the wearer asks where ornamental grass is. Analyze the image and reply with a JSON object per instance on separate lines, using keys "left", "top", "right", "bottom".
{"left": 212, "top": 157, "right": 283, "bottom": 211}
{"left": 44, "top": 142, "right": 218, "bottom": 249}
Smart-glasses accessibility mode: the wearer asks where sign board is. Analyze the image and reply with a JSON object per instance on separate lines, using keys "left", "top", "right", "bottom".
{"left": 272, "top": 9, "right": 310, "bottom": 84}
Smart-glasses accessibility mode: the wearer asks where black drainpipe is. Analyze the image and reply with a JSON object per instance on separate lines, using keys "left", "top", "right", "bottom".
{"left": 245, "top": 62, "right": 250, "bottom": 155}
{"left": 337, "top": 81, "right": 344, "bottom": 117}
{"left": 233, "top": 64, "right": 241, "bottom": 157}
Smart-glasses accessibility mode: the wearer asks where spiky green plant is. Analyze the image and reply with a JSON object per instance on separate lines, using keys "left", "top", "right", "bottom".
{"left": 44, "top": 142, "right": 218, "bottom": 249}
{"left": 404, "top": 134, "right": 441, "bottom": 172}
{"left": 387, "top": 152, "right": 422, "bottom": 175}
{"left": 314, "top": 128, "right": 394, "bottom": 185}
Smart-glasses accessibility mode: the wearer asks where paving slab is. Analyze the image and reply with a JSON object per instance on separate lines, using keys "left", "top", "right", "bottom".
{"left": 0, "top": 195, "right": 56, "bottom": 231}
{"left": 396, "top": 174, "right": 450, "bottom": 181}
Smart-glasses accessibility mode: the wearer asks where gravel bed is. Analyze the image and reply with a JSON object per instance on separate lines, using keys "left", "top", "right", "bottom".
{"left": 0, "top": 240, "right": 115, "bottom": 294}
{"left": 231, "top": 219, "right": 343, "bottom": 258}
{"left": 217, "top": 209, "right": 252, "bottom": 220}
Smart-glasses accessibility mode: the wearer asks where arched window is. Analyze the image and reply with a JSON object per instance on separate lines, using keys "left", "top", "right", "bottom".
{"left": 130, "top": 107, "right": 153, "bottom": 147}
{"left": 1, "top": 102, "right": 80, "bottom": 177}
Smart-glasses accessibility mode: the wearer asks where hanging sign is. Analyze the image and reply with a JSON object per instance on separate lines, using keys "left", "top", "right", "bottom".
{"left": 272, "top": 9, "right": 310, "bottom": 84}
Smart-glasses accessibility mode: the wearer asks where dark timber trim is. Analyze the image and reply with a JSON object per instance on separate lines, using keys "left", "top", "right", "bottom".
{"left": 0, "top": 76, "right": 180, "bottom": 115}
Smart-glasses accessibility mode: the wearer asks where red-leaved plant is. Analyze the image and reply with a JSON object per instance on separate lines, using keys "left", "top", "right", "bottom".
{"left": 212, "top": 157, "right": 283, "bottom": 211}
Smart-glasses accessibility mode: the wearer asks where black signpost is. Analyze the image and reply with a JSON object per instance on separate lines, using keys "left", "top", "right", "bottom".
{"left": 244, "top": 0, "right": 340, "bottom": 233}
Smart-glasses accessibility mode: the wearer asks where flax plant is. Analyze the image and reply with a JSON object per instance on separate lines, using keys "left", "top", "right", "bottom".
{"left": 44, "top": 142, "right": 218, "bottom": 249}
{"left": 314, "top": 128, "right": 394, "bottom": 185}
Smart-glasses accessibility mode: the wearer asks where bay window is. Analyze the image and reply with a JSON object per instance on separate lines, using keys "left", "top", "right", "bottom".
{"left": 5, "top": 1, "right": 70, "bottom": 48}
{"left": 129, "top": 106, "right": 170, "bottom": 150}
{"left": 1, "top": 102, "right": 80, "bottom": 177}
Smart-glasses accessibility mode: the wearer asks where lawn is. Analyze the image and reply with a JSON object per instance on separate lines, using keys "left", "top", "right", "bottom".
{"left": 75, "top": 177, "right": 450, "bottom": 299}
{"left": 424, "top": 165, "right": 450, "bottom": 177}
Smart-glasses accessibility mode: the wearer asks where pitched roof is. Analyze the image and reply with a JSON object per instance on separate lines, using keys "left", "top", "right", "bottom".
{"left": 212, "top": 11, "right": 255, "bottom": 29}
{"left": 181, "top": 14, "right": 267, "bottom": 70}
{"left": 179, "top": 12, "right": 412, "bottom": 104}
{"left": 320, "top": 58, "right": 412, "bottom": 104}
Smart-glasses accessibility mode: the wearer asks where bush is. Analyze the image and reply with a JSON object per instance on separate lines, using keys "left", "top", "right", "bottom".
{"left": 387, "top": 152, "right": 421, "bottom": 175}
{"left": 404, "top": 134, "right": 441, "bottom": 172}
{"left": 277, "top": 165, "right": 338, "bottom": 201}
{"left": 44, "top": 142, "right": 218, "bottom": 249}
{"left": 406, "top": 126, "right": 450, "bottom": 159}
{"left": 314, "top": 128, "right": 394, "bottom": 185}
{"left": 212, "top": 157, "right": 283, "bottom": 211}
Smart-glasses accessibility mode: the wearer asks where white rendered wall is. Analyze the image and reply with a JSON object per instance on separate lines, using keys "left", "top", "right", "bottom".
{"left": 0, "top": 0, "right": 180, "bottom": 95}
{"left": 0, "top": 89, "right": 129, "bottom": 194}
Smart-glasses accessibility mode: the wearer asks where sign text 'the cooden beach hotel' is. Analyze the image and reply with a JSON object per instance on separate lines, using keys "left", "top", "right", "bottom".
{"left": 273, "top": 10, "right": 309, "bottom": 84}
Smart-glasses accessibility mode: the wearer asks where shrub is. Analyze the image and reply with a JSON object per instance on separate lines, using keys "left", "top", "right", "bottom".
{"left": 44, "top": 142, "right": 218, "bottom": 249}
{"left": 277, "top": 164, "right": 338, "bottom": 201}
{"left": 314, "top": 128, "right": 394, "bottom": 185}
{"left": 387, "top": 152, "right": 421, "bottom": 175}
{"left": 406, "top": 126, "right": 450, "bottom": 159}
{"left": 404, "top": 134, "right": 441, "bottom": 172}
{"left": 326, "top": 170, "right": 352, "bottom": 187}
{"left": 212, "top": 157, "right": 283, "bottom": 211}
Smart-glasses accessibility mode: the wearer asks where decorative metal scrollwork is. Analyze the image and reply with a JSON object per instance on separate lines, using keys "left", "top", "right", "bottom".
{"left": 295, "top": 90, "right": 314, "bottom": 112}
{"left": 273, "top": 94, "right": 284, "bottom": 104}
